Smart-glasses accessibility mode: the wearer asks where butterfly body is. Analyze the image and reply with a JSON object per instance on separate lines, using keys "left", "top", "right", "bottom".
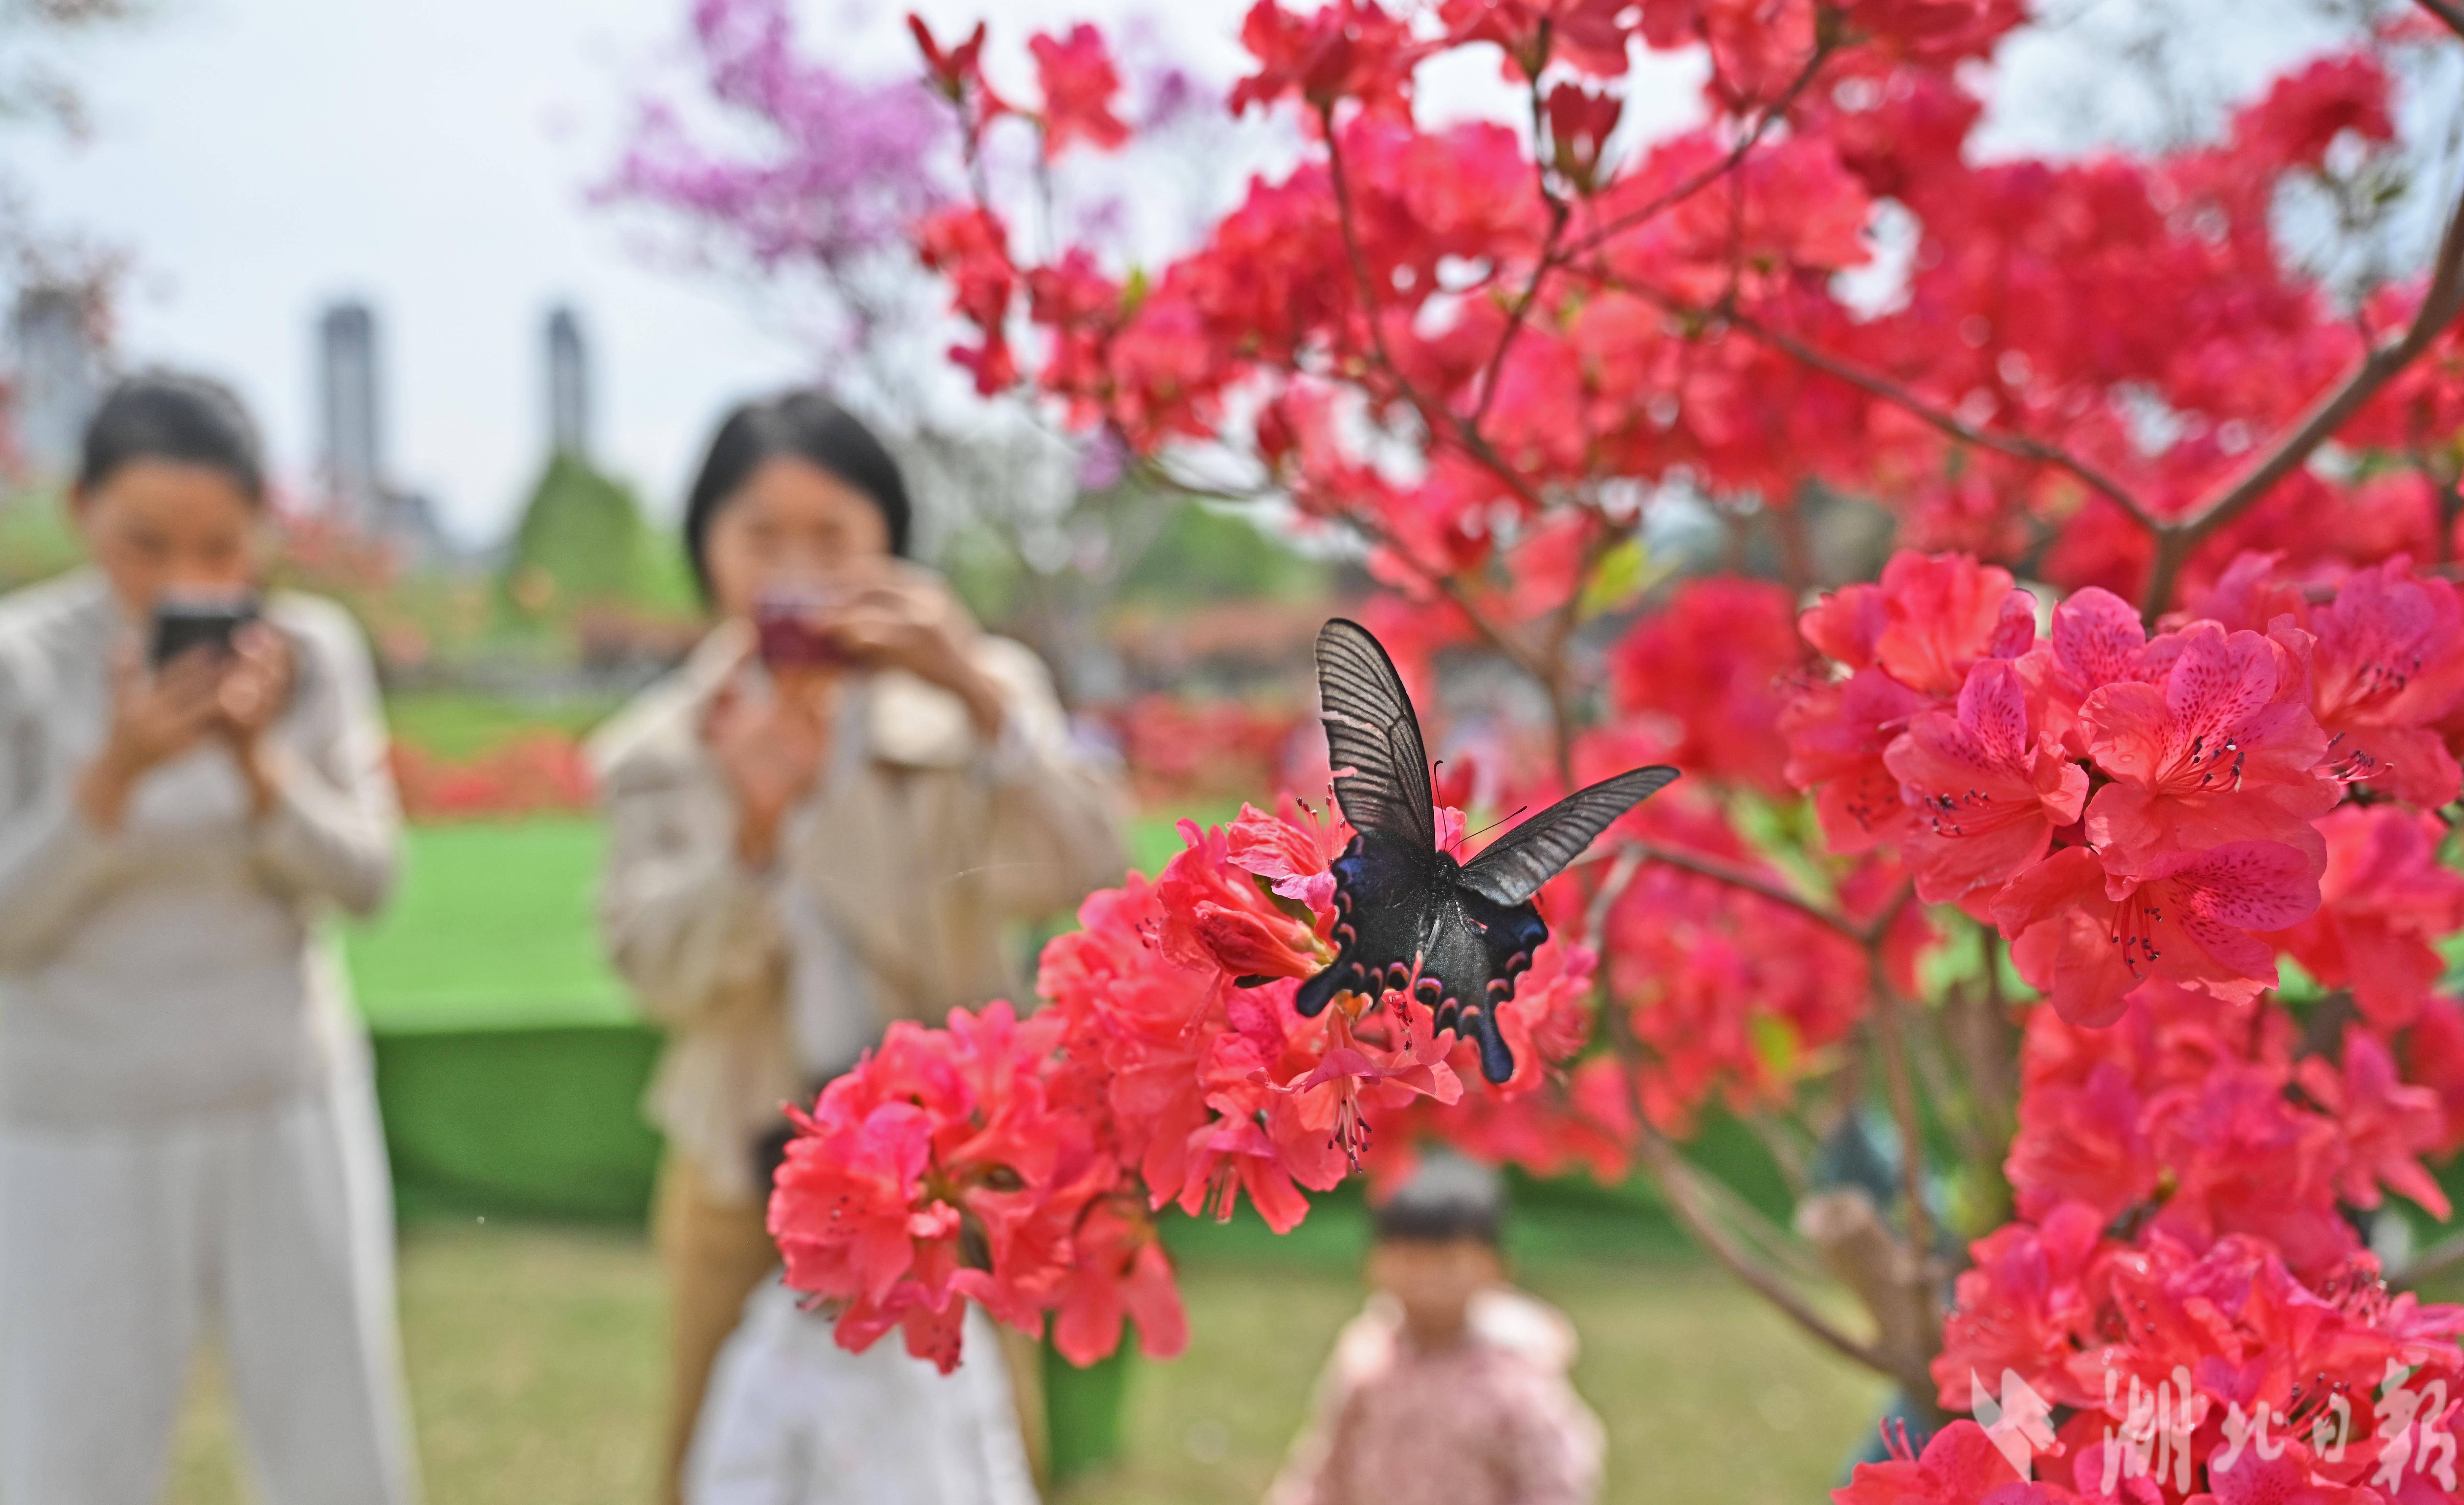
{"left": 1296, "top": 831, "right": 1551, "bottom": 1083}
{"left": 1295, "top": 619, "right": 1680, "bottom": 1084}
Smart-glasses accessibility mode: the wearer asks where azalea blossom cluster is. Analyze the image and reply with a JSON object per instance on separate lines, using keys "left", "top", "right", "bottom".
{"left": 1785, "top": 548, "right": 2464, "bottom": 1032}
{"left": 1791, "top": 545, "right": 2464, "bottom": 1501}
{"left": 770, "top": 802, "right": 1607, "bottom": 1371}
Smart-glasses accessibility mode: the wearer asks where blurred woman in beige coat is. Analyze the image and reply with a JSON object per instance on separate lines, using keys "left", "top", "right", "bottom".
{"left": 588, "top": 391, "right": 1126, "bottom": 1503}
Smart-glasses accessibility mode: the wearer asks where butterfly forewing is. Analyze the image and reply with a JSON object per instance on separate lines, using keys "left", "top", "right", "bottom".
{"left": 1314, "top": 619, "right": 1435, "bottom": 853}
{"left": 1458, "top": 765, "right": 1681, "bottom": 906}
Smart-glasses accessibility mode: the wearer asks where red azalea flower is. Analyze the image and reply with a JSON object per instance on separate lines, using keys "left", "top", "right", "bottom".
{"left": 2296, "top": 1029, "right": 2450, "bottom": 1220}
{"left": 1784, "top": 667, "right": 1938, "bottom": 854}
{"left": 1613, "top": 574, "right": 1808, "bottom": 796}
{"left": 907, "top": 14, "right": 1008, "bottom": 116}
{"left": 1833, "top": 1418, "right": 2056, "bottom": 1505}
{"left": 2270, "top": 806, "right": 2464, "bottom": 1028}
{"left": 1028, "top": 24, "right": 1130, "bottom": 158}
{"left": 1228, "top": 0, "right": 1424, "bottom": 118}
{"left": 1224, "top": 799, "right": 1346, "bottom": 912}
{"left": 1047, "top": 1197, "right": 1189, "bottom": 1366}
{"left": 1870, "top": 551, "right": 2039, "bottom": 698}
{"left": 2143, "top": 1069, "right": 2354, "bottom": 1277}
{"left": 1993, "top": 844, "right": 2320, "bottom": 1027}
{"left": 2402, "top": 997, "right": 2464, "bottom": 1157}
{"left": 2007, "top": 1060, "right": 2159, "bottom": 1224}
{"left": 2306, "top": 559, "right": 2464, "bottom": 807}
{"left": 2079, "top": 621, "right": 2335, "bottom": 874}
{"left": 2019, "top": 586, "right": 2154, "bottom": 757}
{"left": 1157, "top": 819, "right": 1327, "bottom": 981}
{"left": 1884, "top": 658, "right": 2089, "bottom": 903}
{"left": 1933, "top": 1201, "right": 2110, "bottom": 1412}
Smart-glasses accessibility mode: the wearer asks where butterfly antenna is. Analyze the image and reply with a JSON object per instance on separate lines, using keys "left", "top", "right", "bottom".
{"left": 1452, "top": 804, "right": 1532, "bottom": 853}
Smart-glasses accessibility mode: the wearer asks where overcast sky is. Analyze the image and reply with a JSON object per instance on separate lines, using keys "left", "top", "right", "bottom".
{"left": 13, "top": 0, "right": 2385, "bottom": 546}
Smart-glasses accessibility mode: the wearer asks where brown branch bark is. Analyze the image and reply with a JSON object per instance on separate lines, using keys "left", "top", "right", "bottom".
{"left": 1721, "top": 308, "right": 2164, "bottom": 535}
{"left": 2418, "top": 0, "right": 2464, "bottom": 41}
{"left": 2140, "top": 166, "right": 2464, "bottom": 616}
{"left": 1628, "top": 1119, "right": 1905, "bottom": 1379}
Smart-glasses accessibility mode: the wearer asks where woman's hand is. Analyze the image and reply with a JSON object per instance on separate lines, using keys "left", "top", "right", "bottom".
{"left": 78, "top": 645, "right": 225, "bottom": 831}
{"left": 702, "top": 657, "right": 834, "bottom": 871}
{"left": 216, "top": 622, "right": 295, "bottom": 817}
{"left": 819, "top": 564, "right": 1006, "bottom": 739}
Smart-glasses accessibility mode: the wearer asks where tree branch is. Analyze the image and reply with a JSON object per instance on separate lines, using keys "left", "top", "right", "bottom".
{"left": 1629, "top": 1116, "right": 1904, "bottom": 1379}
{"left": 1719, "top": 306, "right": 2165, "bottom": 535}
{"left": 1468, "top": 21, "right": 1573, "bottom": 427}
{"left": 2395, "top": 1227, "right": 2464, "bottom": 1290}
{"left": 2141, "top": 164, "right": 2464, "bottom": 615}
{"left": 1866, "top": 955, "right": 1941, "bottom": 1349}
{"left": 2418, "top": 0, "right": 2464, "bottom": 41}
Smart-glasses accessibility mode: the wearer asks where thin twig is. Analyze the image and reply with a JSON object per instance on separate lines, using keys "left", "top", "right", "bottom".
{"left": 1468, "top": 22, "right": 1573, "bottom": 427}
{"left": 1619, "top": 839, "right": 1872, "bottom": 945}
{"left": 1558, "top": 37, "right": 1838, "bottom": 261}
{"left": 1320, "top": 105, "right": 1560, "bottom": 519}
{"left": 1866, "top": 952, "right": 1941, "bottom": 1347}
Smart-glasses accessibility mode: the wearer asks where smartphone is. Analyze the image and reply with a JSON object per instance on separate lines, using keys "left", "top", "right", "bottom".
{"left": 753, "top": 583, "right": 849, "bottom": 670}
{"left": 151, "top": 594, "right": 260, "bottom": 668}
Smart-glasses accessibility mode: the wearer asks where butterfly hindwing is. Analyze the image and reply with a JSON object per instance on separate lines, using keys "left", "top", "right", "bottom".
{"left": 1458, "top": 765, "right": 1681, "bottom": 907}
{"left": 1294, "top": 830, "right": 1435, "bottom": 1018}
{"left": 1314, "top": 619, "right": 1436, "bottom": 854}
{"left": 1419, "top": 882, "right": 1550, "bottom": 1086}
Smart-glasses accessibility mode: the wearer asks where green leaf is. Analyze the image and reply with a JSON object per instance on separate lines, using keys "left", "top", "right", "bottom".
{"left": 1578, "top": 535, "right": 1660, "bottom": 620}
{"left": 1749, "top": 1013, "right": 1801, "bottom": 1079}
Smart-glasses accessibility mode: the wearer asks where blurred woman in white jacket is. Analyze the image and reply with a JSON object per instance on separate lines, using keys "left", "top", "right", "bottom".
{"left": 0, "top": 373, "right": 416, "bottom": 1505}
{"left": 590, "top": 390, "right": 1127, "bottom": 1504}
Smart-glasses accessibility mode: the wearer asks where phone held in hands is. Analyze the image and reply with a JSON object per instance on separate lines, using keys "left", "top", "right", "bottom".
{"left": 151, "top": 592, "right": 260, "bottom": 669}
{"left": 752, "top": 583, "right": 849, "bottom": 670}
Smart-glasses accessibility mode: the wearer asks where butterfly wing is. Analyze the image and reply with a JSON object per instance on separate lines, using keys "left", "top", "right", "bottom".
{"left": 1458, "top": 765, "right": 1681, "bottom": 906}
{"left": 1315, "top": 618, "right": 1435, "bottom": 854}
{"left": 1420, "top": 885, "right": 1550, "bottom": 1085}
{"left": 1295, "top": 830, "right": 1435, "bottom": 1018}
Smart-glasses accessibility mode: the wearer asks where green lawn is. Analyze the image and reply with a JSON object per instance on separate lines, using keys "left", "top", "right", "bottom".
{"left": 167, "top": 1225, "right": 1888, "bottom": 1505}
{"left": 346, "top": 819, "right": 628, "bottom": 1033}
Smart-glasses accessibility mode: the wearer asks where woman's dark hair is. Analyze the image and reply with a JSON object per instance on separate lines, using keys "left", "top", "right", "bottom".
{"left": 1372, "top": 1152, "right": 1504, "bottom": 1247}
{"left": 78, "top": 370, "right": 267, "bottom": 504}
{"left": 683, "top": 390, "right": 913, "bottom": 598}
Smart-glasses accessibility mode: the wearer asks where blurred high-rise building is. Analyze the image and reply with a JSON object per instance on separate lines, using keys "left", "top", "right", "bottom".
{"left": 316, "top": 299, "right": 382, "bottom": 526}
{"left": 545, "top": 305, "right": 590, "bottom": 461}
{"left": 313, "top": 297, "right": 453, "bottom": 564}
{"left": 10, "top": 287, "right": 102, "bottom": 480}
